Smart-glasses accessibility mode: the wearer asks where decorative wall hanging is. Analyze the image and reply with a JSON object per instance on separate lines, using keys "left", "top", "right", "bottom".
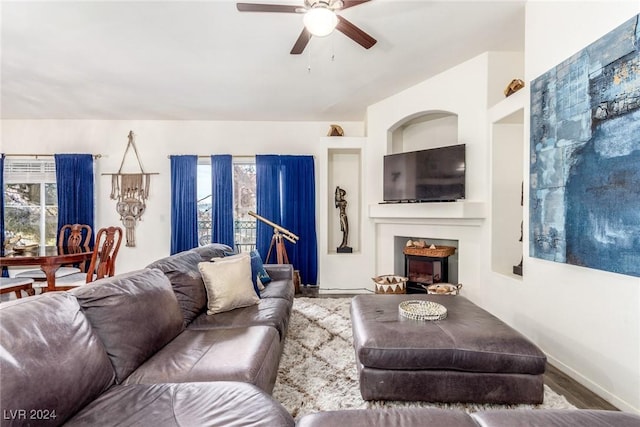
{"left": 530, "top": 14, "right": 640, "bottom": 277}
{"left": 103, "top": 131, "right": 158, "bottom": 247}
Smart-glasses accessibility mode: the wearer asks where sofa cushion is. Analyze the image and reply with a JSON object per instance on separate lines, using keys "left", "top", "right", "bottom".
{"left": 122, "top": 326, "right": 281, "bottom": 393}
{"left": 199, "top": 256, "right": 260, "bottom": 314}
{"left": 250, "top": 249, "right": 272, "bottom": 285}
{"left": 264, "top": 264, "right": 294, "bottom": 282}
{"left": 0, "top": 292, "right": 115, "bottom": 425}
{"left": 188, "top": 296, "right": 292, "bottom": 339}
{"left": 65, "top": 382, "right": 295, "bottom": 427}
{"left": 471, "top": 409, "right": 640, "bottom": 427}
{"left": 211, "top": 251, "right": 263, "bottom": 296}
{"left": 297, "top": 408, "right": 478, "bottom": 427}
{"left": 297, "top": 408, "right": 640, "bottom": 427}
{"left": 259, "top": 278, "right": 295, "bottom": 302}
{"left": 212, "top": 250, "right": 270, "bottom": 296}
{"left": 146, "top": 250, "right": 206, "bottom": 326}
{"left": 72, "top": 269, "right": 184, "bottom": 383}
{"left": 189, "top": 243, "right": 233, "bottom": 262}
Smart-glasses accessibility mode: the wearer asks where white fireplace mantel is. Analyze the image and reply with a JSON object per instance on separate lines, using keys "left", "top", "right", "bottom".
{"left": 368, "top": 201, "right": 486, "bottom": 226}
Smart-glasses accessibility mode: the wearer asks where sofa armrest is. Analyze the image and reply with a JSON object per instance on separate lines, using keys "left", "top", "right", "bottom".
{"left": 264, "top": 264, "right": 293, "bottom": 281}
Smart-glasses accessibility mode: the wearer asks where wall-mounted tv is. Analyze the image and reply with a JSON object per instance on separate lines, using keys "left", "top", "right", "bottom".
{"left": 383, "top": 144, "right": 466, "bottom": 202}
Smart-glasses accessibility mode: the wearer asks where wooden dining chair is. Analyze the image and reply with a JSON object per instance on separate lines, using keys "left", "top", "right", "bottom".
{"left": 15, "top": 224, "right": 93, "bottom": 281}
{"left": 54, "top": 226, "right": 123, "bottom": 290}
{"left": 0, "top": 277, "right": 34, "bottom": 300}
{"left": 59, "top": 224, "right": 92, "bottom": 248}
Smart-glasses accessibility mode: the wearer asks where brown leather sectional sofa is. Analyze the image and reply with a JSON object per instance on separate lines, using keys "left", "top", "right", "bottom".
{"left": 1, "top": 244, "right": 637, "bottom": 426}
{"left": 1, "top": 244, "right": 297, "bottom": 426}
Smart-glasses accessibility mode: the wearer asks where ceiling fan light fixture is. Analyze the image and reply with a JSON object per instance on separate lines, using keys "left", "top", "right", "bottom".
{"left": 303, "top": 6, "right": 338, "bottom": 37}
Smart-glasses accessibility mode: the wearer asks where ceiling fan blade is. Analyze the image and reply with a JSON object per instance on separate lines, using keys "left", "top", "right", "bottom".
{"left": 237, "top": 3, "right": 301, "bottom": 13}
{"left": 340, "top": 0, "right": 371, "bottom": 10}
{"left": 335, "top": 15, "right": 376, "bottom": 49}
{"left": 290, "top": 28, "right": 312, "bottom": 54}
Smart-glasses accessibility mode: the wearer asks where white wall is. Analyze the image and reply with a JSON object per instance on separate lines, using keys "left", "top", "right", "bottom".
{"left": 491, "top": 121, "right": 523, "bottom": 276}
{"left": 364, "top": 6, "right": 640, "bottom": 413}
{"left": 398, "top": 114, "right": 458, "bottom": 153}
{"left": 1, "top": 120, "right": 364, "bottom": 275}
{"left": 514, "top": 1, "right": 640, "bottom": 413}
{"left": 366, "top": 53, "right": 491, "bottom": 299}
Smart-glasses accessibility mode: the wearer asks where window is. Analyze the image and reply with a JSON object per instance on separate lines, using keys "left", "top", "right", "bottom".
{"left": 197, "top": 158, "right": 257, "bottom": 252}
{"left": 3, "top": 159, "right": 58, "bottom": 245}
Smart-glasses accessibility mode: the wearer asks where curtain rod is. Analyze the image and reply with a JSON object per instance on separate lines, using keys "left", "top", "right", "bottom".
{"left": 4, "top": 153, "right": 102, "bottom": 159}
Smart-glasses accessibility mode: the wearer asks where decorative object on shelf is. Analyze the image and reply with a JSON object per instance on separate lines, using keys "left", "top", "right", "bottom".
{"left": 403, "top": 240, "right": 456, "bottom": 258}
{"left": 504, "top": 78, "right": 525, "bottom": 97}
{"left": 398, "top": 300, "right": 447, "bottom": 321}
{"left": 103, "top": 131, "right": 159, "bottom": 248}
{"left": 425, "top": 283, "right": 462, "bottom": 295}
{"left": 513, "top": 181, "right": 523, "bottom": 276}
{"left": 335, "top": 186, "right": 352, "bottom": 253}
{"left": 372, "top": 275, "right": 407, "bottom": 294}
{"left": 530, "top": 14, "right": 640, "bottom": 278}
{"left": 327, "top": 124, "right": 344, "bottom": 136}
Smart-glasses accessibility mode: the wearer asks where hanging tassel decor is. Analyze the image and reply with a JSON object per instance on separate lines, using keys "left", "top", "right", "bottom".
{"left": 103, "top": 131, "right": 158, "bottom": 247}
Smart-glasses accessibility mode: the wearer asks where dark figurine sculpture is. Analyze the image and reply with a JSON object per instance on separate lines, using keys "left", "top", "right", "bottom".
{"left": 335, "top": 186, "right": 352, "bottom": 253}
{"left": 514, "top": 182, "right": 523, "bottom": 276}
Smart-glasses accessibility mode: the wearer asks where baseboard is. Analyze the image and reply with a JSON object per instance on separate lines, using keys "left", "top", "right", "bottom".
{"left": 546, "top": 354, "right": 639, "bottom": 414}
{"left": 318, "top": 287, "right": 370, "bottom": 295}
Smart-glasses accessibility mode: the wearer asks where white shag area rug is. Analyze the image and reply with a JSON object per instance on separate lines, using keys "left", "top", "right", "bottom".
{"left": 273, "top": 297, "right": 576, "bottom": 420}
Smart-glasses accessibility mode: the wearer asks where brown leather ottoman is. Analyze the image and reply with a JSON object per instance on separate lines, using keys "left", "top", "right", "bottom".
{"left": 350, "top": 294, "right": 546, "bottom": 404}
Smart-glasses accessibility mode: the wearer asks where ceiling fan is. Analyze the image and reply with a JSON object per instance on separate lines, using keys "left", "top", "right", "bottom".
{"left": 236, "top": 0, "right": 377, "bottom": 55}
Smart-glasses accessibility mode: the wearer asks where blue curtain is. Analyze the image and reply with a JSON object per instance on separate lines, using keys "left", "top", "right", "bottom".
{"left": 1, "top": 154, "right": 7, "bottom": 277}
{"left": 55, "top": 154, "right": 95, "bottom": 247}
{"left": 280, "top": 156, "right": 318, "bottom": 285}
{"left": 170, "top": 155, "right": 198, "bottom": 255}
{"left": 256, "top": 155, "right": 318, "bottom": 285}
{"left": 255, "top": 155, "right": 282, "bottom": 262}
{"left": 211, "top": 155, "right": 234, "bottom": 249}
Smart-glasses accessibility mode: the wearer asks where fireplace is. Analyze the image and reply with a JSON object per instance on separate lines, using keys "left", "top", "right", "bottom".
{"left": 405, "top": 254, "right": 449, "bottom": 293}
{"left": 393, "top": 236, "right": 459, "bottom": 294}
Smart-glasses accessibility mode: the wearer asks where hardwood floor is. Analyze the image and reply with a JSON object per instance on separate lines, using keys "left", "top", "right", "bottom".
{"left": 544, "top": 363, "right": 618, "bottom": 410}
{"left": 295, "top": 287, "right": 619, "bottom": 411}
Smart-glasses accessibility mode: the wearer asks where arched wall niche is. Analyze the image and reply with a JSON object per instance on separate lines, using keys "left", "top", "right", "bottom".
{"left": 387, "top": 110, "right": 459, "bottom": 154}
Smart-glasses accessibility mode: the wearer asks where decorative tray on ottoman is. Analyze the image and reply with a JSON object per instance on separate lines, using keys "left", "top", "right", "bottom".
{"left": 372, "top": 275, "right": 407, "bottom": 294}
{"left": 399, "top": 300, "right": 447, "bottom": 321}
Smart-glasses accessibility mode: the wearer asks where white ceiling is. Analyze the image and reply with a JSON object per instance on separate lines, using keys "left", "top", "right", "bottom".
{"left": 1, "top": 0, "right": 525, "bottom": 121}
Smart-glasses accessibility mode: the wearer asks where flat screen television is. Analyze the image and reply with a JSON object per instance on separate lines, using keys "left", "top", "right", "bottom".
{"left": 383, "top": 144, "right": 466, "bottom": 202}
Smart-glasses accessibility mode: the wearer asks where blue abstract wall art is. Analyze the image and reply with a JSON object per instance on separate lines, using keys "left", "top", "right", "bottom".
{"left": 530, "top": 14, "right": 640, "bottom": 277}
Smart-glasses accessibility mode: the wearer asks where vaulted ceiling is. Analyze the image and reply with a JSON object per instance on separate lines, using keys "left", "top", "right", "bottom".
{"left": 1, "top": 0, "right": 525, "bottom": 121}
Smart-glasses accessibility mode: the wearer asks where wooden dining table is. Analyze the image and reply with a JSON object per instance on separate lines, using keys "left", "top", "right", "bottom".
{"left": 0, "top": 245, "right": 93, "bottom": 292}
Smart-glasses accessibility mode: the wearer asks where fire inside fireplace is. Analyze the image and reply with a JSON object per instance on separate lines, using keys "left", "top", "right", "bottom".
{"left": 405, "top": 254, "right": 447, "bottom": 293}
{"left": 393, "top": 236, "right": 459, "bottom": 294}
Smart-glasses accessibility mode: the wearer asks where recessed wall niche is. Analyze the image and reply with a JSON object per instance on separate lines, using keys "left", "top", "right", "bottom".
{"left": 389, "top": 111, "right": 458, "bottom": 154}
{"left": 490, "top": 108, "right": 524, "bottom": 277}
{"left": 327, "top": 146, "right": 361, "bottom": 254}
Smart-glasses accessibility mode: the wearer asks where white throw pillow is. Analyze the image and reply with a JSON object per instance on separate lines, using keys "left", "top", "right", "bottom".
{"left": 198, "top": 255, "right": 259, "bottom": 315}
